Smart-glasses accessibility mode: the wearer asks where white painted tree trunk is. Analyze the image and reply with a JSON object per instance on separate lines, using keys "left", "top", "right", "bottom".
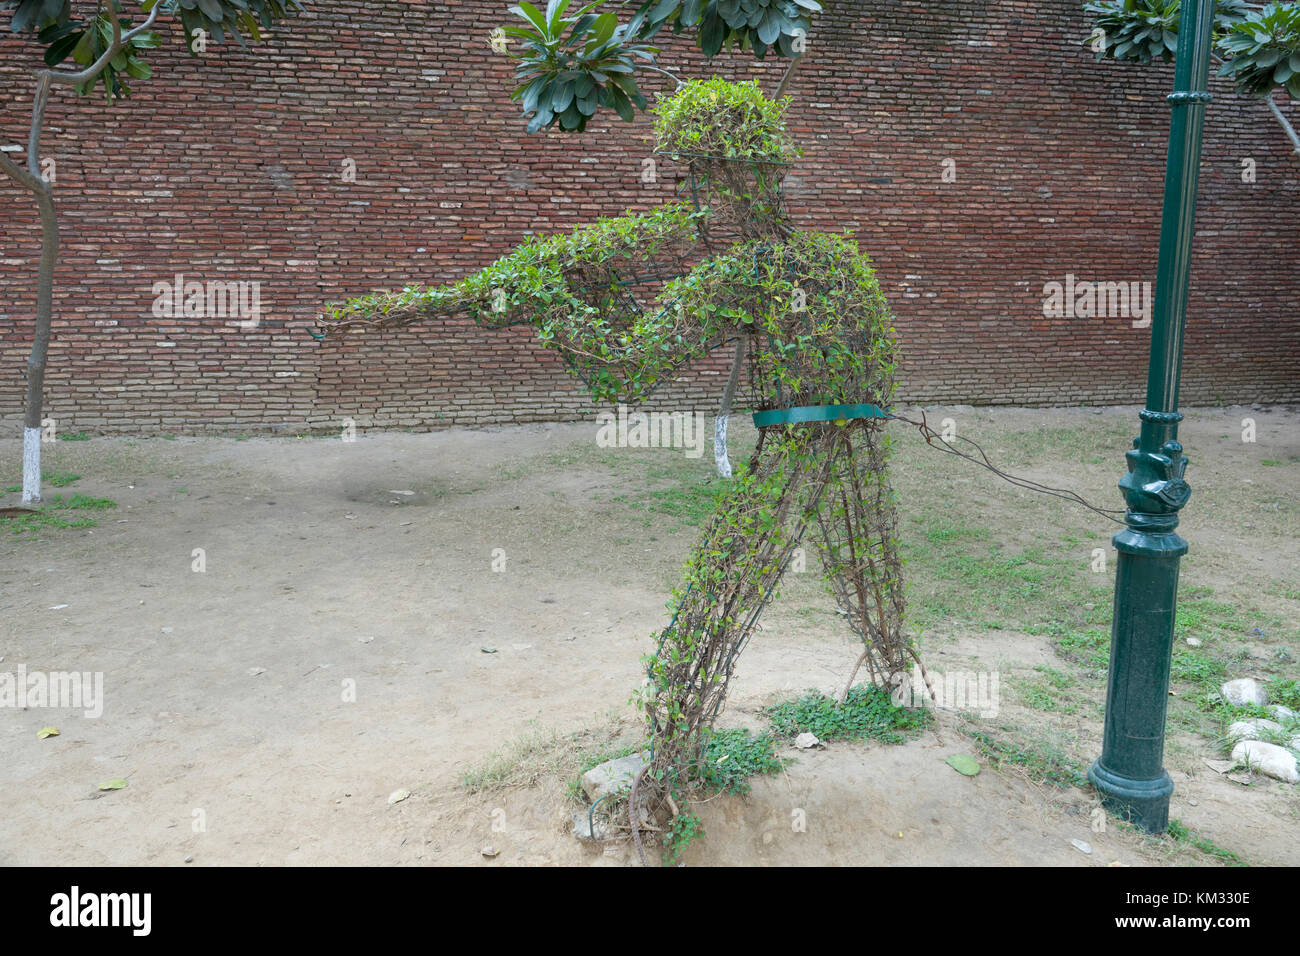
{"left": 4, "top": 12, "right": 163, "bottom": 510}
{"left": 22, "top": 427, "right": 41, "bottom": 505}
{"left": 714, "top": 336, "right": 747, "bottom": 478}
{"left": 714, "top": 414, "right": 732, "bottom": 478}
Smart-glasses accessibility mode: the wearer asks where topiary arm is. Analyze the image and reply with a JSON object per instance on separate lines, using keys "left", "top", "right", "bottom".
{"left": 315, "top": 203, "right": 739, "bottom": 405}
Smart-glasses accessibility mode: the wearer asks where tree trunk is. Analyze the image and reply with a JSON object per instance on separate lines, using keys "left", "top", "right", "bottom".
{"left": 6, "top": 12, "right": 161, "bottom": 505}
{"left": 22, "top": 184, "right": 58, "bottom": 505}
{"left": 713, "top": 335, "right": 747, "bottom": 478}
{"left": 774, "top": 52, "right": 804, "bottom": 100}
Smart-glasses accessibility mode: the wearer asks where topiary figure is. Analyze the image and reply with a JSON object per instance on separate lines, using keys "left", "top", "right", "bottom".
{"left": 317, "top": 78, "right": 919, "bottom": 843}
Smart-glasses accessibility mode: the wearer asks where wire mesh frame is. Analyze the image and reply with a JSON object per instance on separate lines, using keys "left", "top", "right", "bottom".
{"left": 641, "top": 419, "right": 906, "bottom": 800}
{"left": 660, "top": 151, "right": 793, "bottom": 252}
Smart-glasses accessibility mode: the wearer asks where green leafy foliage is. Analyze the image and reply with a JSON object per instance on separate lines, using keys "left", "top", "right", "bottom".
{"left": 166, "top": 0, "right": 304, "bottom": 53}
{"left": 695, "top": 727, "right": 786, "bottom": 794}
{"left": 663, "top": 809, "right": 703, "bottom": 864}
{"left": 652, "top": 77, "right": 796, "bottom": 161}
{"left": 8, "top": 0, "right": 164, "bottom": 100}
{"left": 1084, "top": 0, "right": 1300, "bottom": 99}
{"left": 1271, "top": 678, "right": 1300, "bottom": 710}
{"left": 4, "top": 0, "right": 66, "bottom": 33}
{"left": 632, "top": 0, "right": 821, "bottom": 59}
{"left": 1086, "top": 0, "right": 1204, "bottom": 62}
{"left": 328, "top": 208, "right": 896, "bottom": 411}
{"left": 323, "top": 202, "right": 711, "bottom": 403}
{"left": 4, "top": 0, "right": 304, "bottom": 102}
{"left": 1217, "top": 2, "right": 1300, "bottom": 98}
{"left": 505, "top": 0, "right": 657, "bottom": 132}
{"left": 765, "top": 684, "right": 930, "bottom": 744}
{"left": 497, "top": 0, "right": 822, "bottom": 131}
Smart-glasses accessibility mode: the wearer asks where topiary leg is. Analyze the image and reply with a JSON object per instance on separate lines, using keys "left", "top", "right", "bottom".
{"left": 642, "top": 424, "right": 840, "bottom": 797}
{"left": 813, "top": 421, "right": 911, "bottom": 698}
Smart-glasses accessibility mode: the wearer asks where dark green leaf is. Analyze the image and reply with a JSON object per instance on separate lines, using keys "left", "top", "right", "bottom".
{"left": 43, "top": 31, "right": 82, "bottom": 66}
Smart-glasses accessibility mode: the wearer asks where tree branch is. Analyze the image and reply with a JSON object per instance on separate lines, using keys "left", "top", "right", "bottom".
{"left": 0, "top": 148, "right": 47, "bottom": 192}
{"left": 27, "top": 73, "right": 51, "bottom": 176}
{"left": 640, "top": 64, "right": 683, "bottom": 89}
{"left": 38, "top": 0, "right": 162, "bottom": 87}
{"left": 1264, "top": 92, "right": 1300, "bottom": 156}
{"left": 774, "top": 52, "right": 804, "bottom": 99}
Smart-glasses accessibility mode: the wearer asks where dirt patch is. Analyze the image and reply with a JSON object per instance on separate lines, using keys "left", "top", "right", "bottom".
{"left": 0, "top": 404, "right": 1296, "bottom": 865}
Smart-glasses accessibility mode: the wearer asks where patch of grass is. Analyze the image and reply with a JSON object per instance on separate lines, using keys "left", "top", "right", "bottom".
{"left": 765, "top": 684, "right": 931, "bottom": 744}
{"left": 0, "top": 493, "right": 117, "bottom": 536}
{"left": 461, "top": 717, "right": 634, "bottom": 795}
{"left": 608, "top": 452, "right": 733, "bottom": 530}
{"left": 52, "top": 493, "right": 115, "bottom": 510}
{"left": 901, "top": 506, "right": 1113, "bottom": 634}
{"left": 1270, "top": 679, "right": 1300, "bottom": 712}
{"left": 1011, "top": 674, "right": 1077, "bottom": 714}
{"left": 1170, "top": 647, "right": 1227, "bottom": 684}
{"left": 1010, "top": 679, "right": 1058, "bottom": 712}
{"left": 1183, "top": 691, "right": 1273, "bottom": 734}
{"left": 57, "top": 431, "right": 90, "bottom": 441}
{"left": 990, "top": 421, "right": 1133, "bottom": 465}
{"left": 1175, "top": 588, "right": 1275, "bottom": 643}
{"left": 612, "top": 478, "right": 726, "bottom": 527}
{"left": 1034, "top": 665, "right": 1076, "bottom": 690}
{"left": 1048, "top": 623, "right": 1111, "bottom": 670}
{"left": 924, "top": 523, "right": 989, "bottom": 545}
{"left": 42, "top": 471, "right": 81, "bottom": 487}
{"left": 927, "top": 550, "right": 1057, "bottom": 617}
{"left": 963, "top": 726, "right": 1090, "bottom": 789}
{"left": 1167, "top": 818, "right": 1248, "bottom": 866}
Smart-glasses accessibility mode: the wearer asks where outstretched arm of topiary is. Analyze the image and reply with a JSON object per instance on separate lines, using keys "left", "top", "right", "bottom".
{"left": 315, "top": 202, "right": 740, "bottom": 405}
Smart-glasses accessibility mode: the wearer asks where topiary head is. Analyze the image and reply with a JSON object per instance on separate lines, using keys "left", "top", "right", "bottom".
{"left": 652, "top": 78, "right": 797, "bottom": 163}
{"left": 652, "top": 79, "right": 797, "bottom": 237}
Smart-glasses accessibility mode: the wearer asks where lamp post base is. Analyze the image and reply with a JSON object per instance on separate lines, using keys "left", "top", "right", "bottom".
{"left": 1088, "top": 759, "right": 1173, "bottom": 834}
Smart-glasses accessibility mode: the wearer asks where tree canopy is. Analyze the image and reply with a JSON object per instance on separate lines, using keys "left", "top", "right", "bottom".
{"left": 1087, "top": 0, "right": 1299, "bottom": 96}
{"left": 1085, "top": 1, "right": 1300, "bottom": 155}
{"left": 3, "top": 0, "right": 304, "bottom": 101}
{"left": 504, "top": 0, "right": 821, "bottom": 132}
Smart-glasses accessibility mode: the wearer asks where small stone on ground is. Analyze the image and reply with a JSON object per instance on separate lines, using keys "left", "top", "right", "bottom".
{"left": 1231, "top": 740, "right": 1299, "bottom": 784}
{"left": 1220, "top": 678, "right": 1268, "bottom": 708}
{"left": 580, "top": 751, "right": 649, "bottom": 802}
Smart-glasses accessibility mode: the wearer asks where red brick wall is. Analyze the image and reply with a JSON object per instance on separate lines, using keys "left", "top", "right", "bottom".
{"left": 1, "top": 1, "right": 1296, "bottom": 436}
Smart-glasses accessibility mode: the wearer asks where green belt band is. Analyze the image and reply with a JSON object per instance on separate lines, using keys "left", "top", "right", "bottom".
{"left": 751, "top": 403, "right": 892, "bottom": 428}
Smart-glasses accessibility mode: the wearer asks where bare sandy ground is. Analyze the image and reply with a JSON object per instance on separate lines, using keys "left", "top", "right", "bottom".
{"left": 0, "top": 404, "right": 1296, "bottom": 866}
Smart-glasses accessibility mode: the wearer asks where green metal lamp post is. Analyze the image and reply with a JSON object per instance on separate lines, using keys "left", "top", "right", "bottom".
{"left": 1087, "top": 0, "right": 1217, "bottom": 834}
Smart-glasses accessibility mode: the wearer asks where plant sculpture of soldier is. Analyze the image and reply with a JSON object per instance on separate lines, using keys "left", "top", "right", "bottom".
{"left": 317, "top": 79, "right": 918, "bottom": 821}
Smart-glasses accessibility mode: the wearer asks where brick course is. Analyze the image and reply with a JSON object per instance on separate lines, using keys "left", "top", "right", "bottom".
{"left": 0, "top": 1, "right": 1296, "bottom": 436}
